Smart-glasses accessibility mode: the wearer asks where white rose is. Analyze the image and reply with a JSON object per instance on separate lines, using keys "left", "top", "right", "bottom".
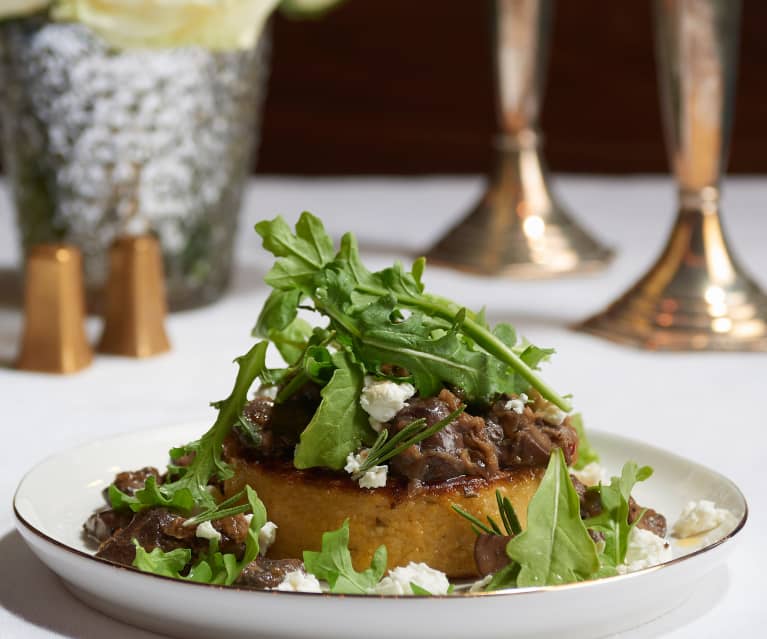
{"left": 0, "top": 1, "right": 50, "bottom": 20}
{"left": 52, "top": 0, "right": 281, "bottom": 50}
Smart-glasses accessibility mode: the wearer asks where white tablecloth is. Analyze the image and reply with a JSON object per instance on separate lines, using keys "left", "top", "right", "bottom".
{"left": 1, "top": 176, "right": 765, "bottom": 637}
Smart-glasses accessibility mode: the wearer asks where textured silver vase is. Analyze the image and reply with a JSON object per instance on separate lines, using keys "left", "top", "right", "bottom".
{"left": 0, "top": 17, "right": 269, "bottom": 310}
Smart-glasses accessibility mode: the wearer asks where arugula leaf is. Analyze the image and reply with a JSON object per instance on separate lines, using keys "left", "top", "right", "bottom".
{"left": 571, "top": 413, "right": 599, "bottom": 470}
{"left": 111, "top": 342, "right": 269, "bottom": 512}
{"left": 350, "top": 298, "right": 521, "bottom": 400}
{"left": 255, "top": 213, "right": 336, "bottom": 292}
{"left": 185, "top": 543, "right": 239, "bottom": 586}
{"left": 492, "top": 323, "right": 517, "bottom": 348}
{"left": 224, "top": 486, "right": 268, "bottom": 584}
{"left": 254, "top": 288, "right": 302, "bottom": 337}
{"left": 108, "top": 475, "right": 194, "bottom": 513}
{"left": 132, "top": 542, "right": 190, "bottom": 578}
{"left": 255, "top": 214, "right": 571, "bottom": 411}
{"left": 518, "top": 342, "right": 555, "bottom": 369}
{"left": 253, "top": 289, "right": 315, "bottom": 366}
{"left": 302, "top": 344, "right": 336, "bottom": 385}
{"left": 184, "top": 486, "right": 267, "bottom": 586}
{"left": 410, "top": 583, "right": 432, "bottom": 596}
{"left": 303, "top": 519, "right": 387, "bottom": 594}
{"left": 505, "top": 448, "right": 600, "bottom": 587}
{"left": 484, "top": 562, "right": 521, "bottom": 591}
{"left": 583, "top": 462, "right": 653, "bottom": 572}
{"left": 272, "top": 329, "right": 337, "bottom": 404}
{"left": 293, "top": 350, "right": 373, "bottom": 470}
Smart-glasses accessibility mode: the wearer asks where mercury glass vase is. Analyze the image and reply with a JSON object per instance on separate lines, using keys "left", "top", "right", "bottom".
{"left": 0, "top": 17, "right": 269, "bottom": 310}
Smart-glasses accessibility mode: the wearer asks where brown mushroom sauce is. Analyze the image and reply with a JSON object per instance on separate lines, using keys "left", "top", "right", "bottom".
{"left": 86, "top": 383, "right": 665, "bottom": 586}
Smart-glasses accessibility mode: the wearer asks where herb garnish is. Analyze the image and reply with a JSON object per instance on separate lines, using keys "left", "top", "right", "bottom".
{"left": 459, "top": 450, "right": 601, "bottom": 591}
{"left": 506, "top": 449, "right": 600, "bottom": 587}
{"left": 110, "top": 341, "right": 269, "bottom": 513}
{"left": 583, "top": 462, "right": 653, "bottom": 575}
{"left": 182, "top": 488, "right": 250, "bottom": 528}
{"left": 112, "top": 214, "right": 571, "bottom": 511}
{"left": 294, "top": 350, "right": 372, "bottom": 470}
{"left": 355, "top": 406, "right": 466, "bottom": 477}
{"left": 452, "top": 489, "right": 522, "bottom": 537}
{"left": 132, "top": 486, "right": 267, "bottom": 586}
{"left": 254, "top": 214, "right": 570, "bottom": 410}
{"left": 459, "top": 453, "right": 656, "bottom": 590}
{"left": 253, "top": 213, "right": 569, "bottom": 470}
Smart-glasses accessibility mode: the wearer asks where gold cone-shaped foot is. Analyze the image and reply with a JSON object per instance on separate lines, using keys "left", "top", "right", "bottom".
{"left": 17, "top": 244, "right": 93, "bottom": 374}
{"left": 576, "top": 205, "right": 767, "bottom": 351}
{"left": 98, "top": 235, "right": 171, "bottom": 357}
{"left": 426, "top": 139, "right": 612, "bottom": 278}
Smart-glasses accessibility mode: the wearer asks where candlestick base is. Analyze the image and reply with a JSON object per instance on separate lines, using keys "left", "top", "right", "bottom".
{"left": 425, "top": 136, "right": 612, "bottom": 278}
{"left": 576, "top": 205, "right": 767, "bottom": 351}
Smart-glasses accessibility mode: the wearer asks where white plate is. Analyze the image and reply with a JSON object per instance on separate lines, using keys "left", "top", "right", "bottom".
{"left": 14, "top": 424, "right": 747, "bottom": 639}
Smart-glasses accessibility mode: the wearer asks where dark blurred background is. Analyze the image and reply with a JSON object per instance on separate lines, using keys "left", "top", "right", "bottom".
{"left": 259, "top": 0, "right": 767, "bottom": 175}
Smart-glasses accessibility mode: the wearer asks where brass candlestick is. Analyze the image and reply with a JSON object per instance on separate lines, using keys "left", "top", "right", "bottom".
{"left": 425, "top": 0, "right": 612, "bottom": 277}
{"left": 577, "top": 0, "right": 767, "bottom": 351}
{"left": 17, "top": 244, "right": 93, "bottom": 374}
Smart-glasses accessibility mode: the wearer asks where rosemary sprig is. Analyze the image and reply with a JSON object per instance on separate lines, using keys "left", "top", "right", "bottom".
{"left": 496, "top": 490, "right": 522, "bottom": 535}
{"left": 450, "top": 505, "right": 496, "bottom": 536}
{"left": 183, "top": 489, "right": 250, "bottom": 528}
{"left": 356, "top": 406, "right": 465, "bottom": 474}
{"left": 236, "top": 414, "right": 262, "bottom": 447}
{"left": 452, "top": 489, "right": 522, "bottom": 537}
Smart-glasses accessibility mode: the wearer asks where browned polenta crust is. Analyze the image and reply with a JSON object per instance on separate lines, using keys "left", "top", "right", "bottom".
{"left": 224, "top": 458, "right": 542, "bottom": 579}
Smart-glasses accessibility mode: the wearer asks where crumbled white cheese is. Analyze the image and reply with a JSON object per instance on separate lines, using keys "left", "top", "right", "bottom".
{"left": 372, "top": 562, "right": 450, "bottom": 595}
{"left": 530, "top": 392, "right": 567, "bottom": 425}
{"left": 275, "top": 570, "right": 323, "bottom": 593}
{"left": 195, "top": 520, "right": 221, "bottom": 542}
{"left": 536, "top": 403, "right": 566, "bottom": 425}
{"left": 244, "top": 513, "right": 253, "bottom": 525}
{"left": 570, "top": 462, "right": 608, "bottom": 487}
{"left": 360, "top": 376, "right": 415, "bottom": 428}
{"left": 345, "top": 449, "right": 387, "bottom": 488}
{"left": 358, "top": 465, "right": 388, "bottom": 489}
{"left": 344, "top": 449, "right": 369, "bottom": 475}
{"left": 258, "top": 521, "right": 278, "bottom": 556}
{"left": 617, "top": 527, "right": 672, "bottom": 574}
{"left": 469, "top": 574, "right": 493, "bottom": 593}
{"left": 503, "top": 393, "right": 529, "bottom": 415}
{"left": 672, "top": 500, "right": 737, "bottom": 538}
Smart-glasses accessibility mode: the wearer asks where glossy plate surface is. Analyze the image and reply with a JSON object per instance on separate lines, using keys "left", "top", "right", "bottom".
{"left": 14, "top": 424, "right": 747, "bottom": 639}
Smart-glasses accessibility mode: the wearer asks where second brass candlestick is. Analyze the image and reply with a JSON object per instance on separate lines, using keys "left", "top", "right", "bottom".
{"left": 577, "top": 0, "right": 767, "bottom": 351}
{"left": 426, "top": 0, "right": 612, "bottom": 277}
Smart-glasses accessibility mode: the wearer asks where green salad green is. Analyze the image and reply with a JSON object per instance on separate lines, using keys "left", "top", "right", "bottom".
{"left": 110, "top": 212, "right": 659, "bottom": 593}
{"left": 110, "top": 213, "right": 572, "bottom": 511}
{"left": 133, "top": 486, "right": 267, "bottom": 585}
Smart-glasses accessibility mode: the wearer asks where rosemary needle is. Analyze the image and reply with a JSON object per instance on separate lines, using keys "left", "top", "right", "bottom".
{"left": 356, "top": 406, "right": 465, "bottom": 474}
